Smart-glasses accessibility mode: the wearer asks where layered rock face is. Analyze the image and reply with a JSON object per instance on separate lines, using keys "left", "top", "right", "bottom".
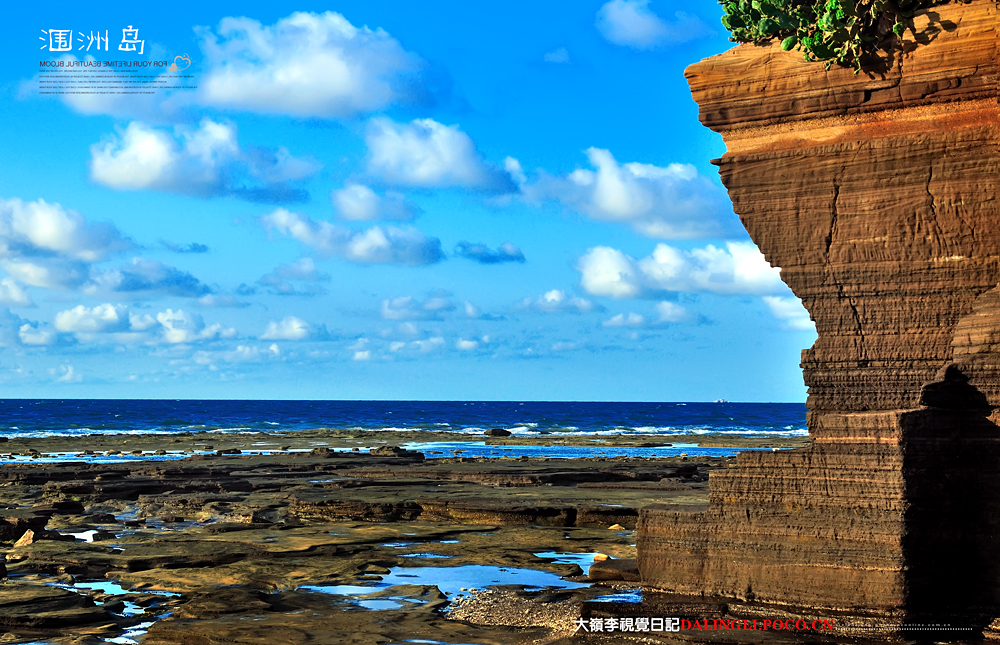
{"left": 638, "top": 0, "right": 999, "bottom": 620}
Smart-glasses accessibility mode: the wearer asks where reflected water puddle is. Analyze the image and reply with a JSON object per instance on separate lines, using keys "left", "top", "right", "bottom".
{"left": 103, "top": 620, "right": 157, "bottom": 645}
{"left": 46, "top": 579, "right": 179, "bottom": 619}
{"left": 591, "top": 589, "right": 643, "bottom": 603}
{"left": 66, "top": 529, "right": 98, "bottom": 542}
{"left": 69, "top": 579, "right": 180, "bottom": 599}
{"left": 533, "top": 550, "right": 601, "bottom": 570}
{"left": 303, "top": 563, "right": 590, "bottom": 609}
{"left": 0, "top": 439, "right": 779, "bottom": 465}
{"left": 400, "top": 441, "right": 752, "bottom": 459}
{"left": 36, "top": 579, "right": 180, "bottom": 644}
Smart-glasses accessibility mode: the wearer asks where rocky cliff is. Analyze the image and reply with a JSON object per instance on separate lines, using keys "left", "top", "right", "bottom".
{"left": 638, "top": 0, "right": 999, "bottom": 627}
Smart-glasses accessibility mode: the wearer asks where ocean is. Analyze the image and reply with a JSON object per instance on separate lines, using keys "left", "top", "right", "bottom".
{"left": 0, "top": 399, "right": 806, "bottom": 439}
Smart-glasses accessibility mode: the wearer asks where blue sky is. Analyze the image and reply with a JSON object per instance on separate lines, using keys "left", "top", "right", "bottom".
{"left": 2, "top": 0, "right": 816, "bottom": 400}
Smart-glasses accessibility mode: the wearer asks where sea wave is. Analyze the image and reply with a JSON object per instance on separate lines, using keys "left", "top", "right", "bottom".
{"left": 0, "top": 400, "right": 809, "bottom": 439}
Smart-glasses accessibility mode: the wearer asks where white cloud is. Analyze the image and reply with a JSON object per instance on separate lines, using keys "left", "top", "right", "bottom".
{"left": 0, "top": 278, "right": 32, "bottom": 306}
{"left": 90, "top": 122, "right": 183, "bottom": 191}
{"left": 331, "top": 183, "right": 420, "bottom": 221}
{"left": 380, "top": 333, "right": 453, "bottom": 356}
{"left": 262, "top": 208, "right": 443, "bottom": 266}
{"left": 655, "top": 301, "right": 688, "bottom": 322}
{"left": 366, "top": 118, "right": 517, "bottom": 193}
{"left": 196, "top": 294, "right": 249, "bottom": 308}
{"left": 51, "top": 303, "right": 147, "bottom": 344}
{"left": 463, "top": 301, "right": 482, "bottom": 318}
{"left": 266, "top": 258, "right": 328, "bottom": 281}
{"left": 763, "top": 296, "right": 816, "bottom": 331}
{"left": 260, "top": 316, "right": 325, "bottom": 341}
{"left": 89, "top": 258, "right": 213, "bottom": 298}
{"left": 602, "top": 301, "right": 689, "bottom": 328}
{"left": 156, "top": 309, "right": 237, "bottom": 344}
{"left": 55, "top": 364, "right": 81, "bottom": 383}
{"left": 456, "top": 338, "right": 479, "bottom": 351}
{"left": 543, "top": 47, "right": 571, "bottom": 63}
{"left": 349, "top": 337, "right": 373, "bottom": 360}
{"left": 578, "top": 242, "right": 785, "bottom": 298}
{"left": 577, "top": 246, "right": 642, "bottom": 299}
{"left": 596, "top": 0, "right": 712, "bottom": 49}
{"left": 603, "top": 312, "right": 646, "bottom": 328}
{"left": 1, "top": 260, "right": 89, "bottom": 291}
{"left": 344, "top": 227, "right": 441, "bottom": 266}
{"left": 89, "top": 120, "right": 318, "bottom": 202}
{"left": 223, "top": 345, "right": 265, "bottom": 362}
{"left": 526, "top": 148, "right": 735, "bottom": 239}
{"left": 196, "top": 11, "right": 431, "bottom": 118}
{"left": 0, "top": 198, "right": 127, "bottom": 262}
{"left": 521, "top": 289, "right": 599, "bottom": 314}
{"left": 129, "top": 313, "right": 158, "bottom": 331}
{"left": 52, "top": 304, "right": 235, "bottom": 345}
{"left": 54, "top": 304, "right": 131, "bottom": 334}
{"left": 396, "top": 322, "right": 419, "bottom": 336}
{"left": 381, "top": 295, "right": 455, "bottom": 321}
{"left": 18, "top": 323, "right": 55, "bottom": 346}
{"left": 192, "top": 343, "right": 283, "bottom": 367}
{"left": 261, "top": 317, "right": 310, "bottom": 341}
{"left": 0, "top": 309, "right": 40, "bottom": 347}
{"left": 411, "top": 336, "right": 446, "bottom": 353}
{"left": 37, "top": 12, "right": 439, "bottom": 122}
{"left": 505, "top": 157, "right": 526, "bottom": 186}
{"left": 257, "top": 258, "right": 330, "bottom": 296}
{"left": 0, "top": 198, "right": 131, "bottom": 291}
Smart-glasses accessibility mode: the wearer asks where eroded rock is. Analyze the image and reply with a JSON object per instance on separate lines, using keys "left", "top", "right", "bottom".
{"left": 639, "top": 0, "right": 1000, "bottom": 629}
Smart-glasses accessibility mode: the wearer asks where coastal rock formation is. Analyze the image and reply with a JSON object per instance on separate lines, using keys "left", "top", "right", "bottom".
{"left": 638, "top": 0, "right": 999, "bottom": 625}
{"left": 0, "top": 441, "right": 658, "bottom": 644}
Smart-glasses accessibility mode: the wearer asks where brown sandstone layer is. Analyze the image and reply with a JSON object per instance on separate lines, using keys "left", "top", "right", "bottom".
{"left": 638, "top": 0, "right": 1000, "bottom": 627}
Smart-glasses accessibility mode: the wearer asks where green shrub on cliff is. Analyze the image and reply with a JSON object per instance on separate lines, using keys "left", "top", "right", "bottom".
{"left": 720, "top": 0, "right": 951, "bottom": 71}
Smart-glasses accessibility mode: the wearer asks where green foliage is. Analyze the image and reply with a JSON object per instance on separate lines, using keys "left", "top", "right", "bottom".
{"left": 720, "top": 0, "right": 950, "bottom": 72}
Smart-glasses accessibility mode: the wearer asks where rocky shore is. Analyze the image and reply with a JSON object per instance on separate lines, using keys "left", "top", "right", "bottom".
{"left": 0, "top": 430, "right": 785, "bottom": 644}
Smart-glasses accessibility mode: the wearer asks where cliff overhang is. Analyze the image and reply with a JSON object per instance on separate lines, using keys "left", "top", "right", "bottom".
{"left": 638, "top": 0, "right": 999, "bottom": 634}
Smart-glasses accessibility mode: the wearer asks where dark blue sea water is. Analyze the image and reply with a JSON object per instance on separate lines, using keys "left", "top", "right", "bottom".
{"left": 0, "top": 400, "right": 806, "bottom": 439}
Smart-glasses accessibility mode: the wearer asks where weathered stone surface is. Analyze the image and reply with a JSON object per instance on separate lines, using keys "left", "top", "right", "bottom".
{"left": 588, "top": 558, "right": 640, "bottom": 583}
{"left": 0, "top": 511, "right": 48, "bottom": 542}
{"left": 638, "top": 0, "right": 1000, "bottom": 626}
{"left": 0, "top": 583, "right": 112, "bottom": 628}
{"left": 142, "top": 588, "right": 544, "bottom": 645}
